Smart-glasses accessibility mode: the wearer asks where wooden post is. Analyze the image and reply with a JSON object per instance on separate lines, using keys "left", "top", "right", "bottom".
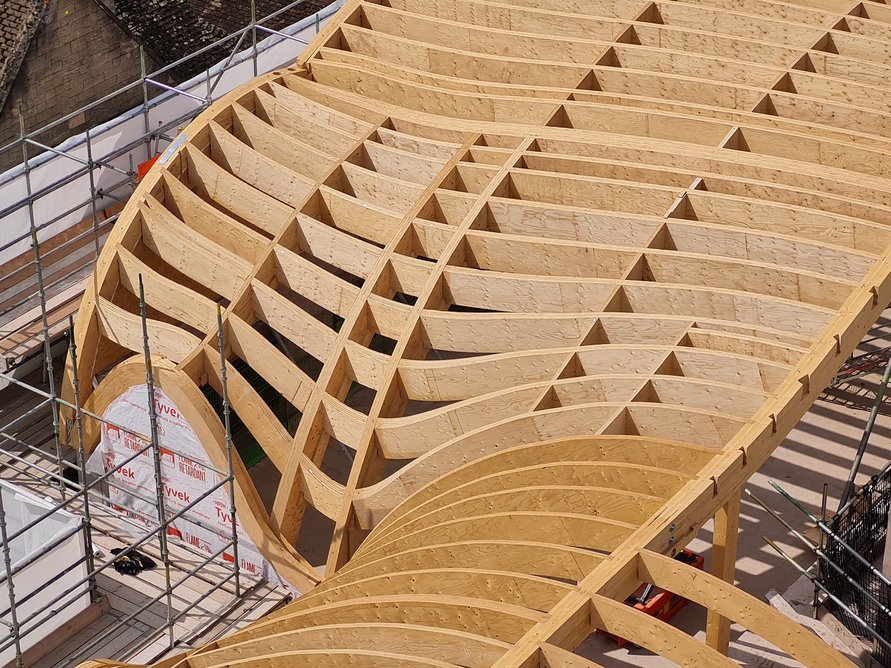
{"left": 706, "top": 491, "right": 742, "bottom": 654}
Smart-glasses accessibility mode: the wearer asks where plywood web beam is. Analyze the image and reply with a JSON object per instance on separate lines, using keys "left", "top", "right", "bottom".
{"left": 67, "top": 0, "right": 891, "bottom": 665}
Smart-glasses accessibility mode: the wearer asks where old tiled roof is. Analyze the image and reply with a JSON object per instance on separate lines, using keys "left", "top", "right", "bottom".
{"left": 114, "top": 0, "right": 330, "bottom": 82}
{"left": 0, "top": 0, "right": 47, "bottom": 113}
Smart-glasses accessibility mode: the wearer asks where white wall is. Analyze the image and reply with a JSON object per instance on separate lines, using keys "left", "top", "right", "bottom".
{"left": 0, "top": 481, "right": 89, "bottom": 665}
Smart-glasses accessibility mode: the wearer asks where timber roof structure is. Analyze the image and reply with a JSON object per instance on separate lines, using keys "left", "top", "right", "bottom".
{"left": 68, "top": 0, "right": 891, "bottom": 665}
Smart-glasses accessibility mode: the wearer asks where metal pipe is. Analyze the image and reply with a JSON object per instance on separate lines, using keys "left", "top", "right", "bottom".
{"left": 208, "top": 30, "right": 249, "bottom": 98}
{"left": 254, "top": 25, "right": 310, "bottom": 44}
{"left": 84, "top": 128, "right": 103, "bottom": 258}
{"left": 138, "top": 275, "right": 176, "bottom": 651}
{"left": 816, "top": 482, "right": 828, "bottom": 618}
{"left": 140, "top": 47, "right": 153, "bottom": 164}
{"left": 838, "top": 349, "right": 891, "bottom": 511}
{"left": 763, "top": 536, "right": 891, "bottom": 654}
{"left": 216, "top": 305, "right": 241, "bottom": 596}
{"left": 19, "top": 110, "right": 66, "bottom": 503}
{"left": 252, "top": 0, "right": 259, "bottom": 78}
{"left": 746, "top": 489, "right": 891, "bottom": 624}
{"left": 0, "top": 398, "right": 52, "bottom": 434}
{"left": 128, "top": 153, "right": 137, "bottom": 193}
{"left": 0, "top": 422, "right": 55, "bottom": 454}
{"left": 22, "top": 138, "right": 130, "bottom": 177}
{"left": 23, "top": 138, "right": 90, "bottom": 167}
{"left": 0, "top": 489, "right": 23, "bottom": 666}
{"left": 0, "top": 432, "right": 57, "bottom": 464}
{"left": 68, "top": 315, "right": 99, "bottom": 602}
{"left": 770, "top": 480, "right": 891, "bottom": 588}
{"left": 0, "top": 410, "right": 58, "bottom": 446}
{"left": 144, "top": 79, "right": 208, "bottom": 104}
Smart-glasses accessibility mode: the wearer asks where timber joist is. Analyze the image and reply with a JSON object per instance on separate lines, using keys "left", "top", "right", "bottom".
{"left": 69, "top": 0, "right": 891, "bottom": 665}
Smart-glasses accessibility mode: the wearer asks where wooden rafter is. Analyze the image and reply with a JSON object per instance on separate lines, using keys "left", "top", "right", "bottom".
{"left": 68, "top": 0, "right": 891, "bottom": 665}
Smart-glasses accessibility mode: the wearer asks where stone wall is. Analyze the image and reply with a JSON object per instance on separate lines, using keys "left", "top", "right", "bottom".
{"left": 0, "top": 0, "right": 155, "bottom": 172}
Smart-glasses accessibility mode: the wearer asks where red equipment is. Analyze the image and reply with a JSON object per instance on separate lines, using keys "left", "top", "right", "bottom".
{"left": 600, "top": 549, "right": 705, "bottom": 647}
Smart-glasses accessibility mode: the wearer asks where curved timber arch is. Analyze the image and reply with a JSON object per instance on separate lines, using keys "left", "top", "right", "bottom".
{"left": 67, "top": 0, "right": 891, "bottom": 664}
{"left": 71, "top": 356, "right": 321, "bottom": 591}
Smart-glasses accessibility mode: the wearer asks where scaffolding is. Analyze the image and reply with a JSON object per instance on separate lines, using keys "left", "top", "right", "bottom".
{"left": 0, "top": 1, "right": 337, "bottom": 664}
{"left": 822, "top": 464, "right": 891, "bottom": 667}
{"left": 0, "top": 290, "right": 246, "bottom": 666}
{"left": 0, "top": 0, "right": 341, "bottom": 369}
{"left": 749, "top": 455, "right": 891, "bottom": 666}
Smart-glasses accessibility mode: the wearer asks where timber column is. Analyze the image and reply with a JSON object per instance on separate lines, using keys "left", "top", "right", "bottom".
{"left": 707, "top": 492, "right": 742, "bottom": 654}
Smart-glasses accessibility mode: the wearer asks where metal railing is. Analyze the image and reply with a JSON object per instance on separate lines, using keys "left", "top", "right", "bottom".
{"left": 0, "top": 2, "right": 338, "bottom": 662}
{"left": 0, "top": 0, "right": 339, "bottom": 366}
{"left": 0, "top": 284, "right": 243, "bottom": 667}
{"left": 822, "top": 463, "right": 891, "bottom": 667}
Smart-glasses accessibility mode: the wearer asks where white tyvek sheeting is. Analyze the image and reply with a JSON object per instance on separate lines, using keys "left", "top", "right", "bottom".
{"left": 88, "top": 385, "right": 284, "bottom": 587}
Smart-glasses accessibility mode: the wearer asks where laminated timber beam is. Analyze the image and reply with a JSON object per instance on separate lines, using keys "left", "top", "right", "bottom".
{"left": 706, "top": 491, "right": 742, "bottom": 654}
{"left": 66, "top": 0, "right": 891, "bottom": 665}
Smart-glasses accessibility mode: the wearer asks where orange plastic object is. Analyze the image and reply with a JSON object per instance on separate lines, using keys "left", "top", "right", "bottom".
{"left": 600, "top": 550, "right": 705, "bottom": 647}
{"left": 137, "top": 155, "right": 160, "bottom": 182}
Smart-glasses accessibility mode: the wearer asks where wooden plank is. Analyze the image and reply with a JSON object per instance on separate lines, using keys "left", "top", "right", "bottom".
{"left": 60, "top": 0, "right": 891, "bottom": 665}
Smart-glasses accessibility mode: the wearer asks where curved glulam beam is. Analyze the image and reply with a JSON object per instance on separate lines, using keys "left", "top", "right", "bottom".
{"left": 68, "top": 0, "right": 891, "bottom": 665}
{"left": 637, "top": 550, "right": 853, "bottom": 668}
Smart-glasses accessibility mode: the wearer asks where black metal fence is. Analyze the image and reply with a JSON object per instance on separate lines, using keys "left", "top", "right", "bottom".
{"left": 822, "top": 466, "right": 891, "bottom": 666}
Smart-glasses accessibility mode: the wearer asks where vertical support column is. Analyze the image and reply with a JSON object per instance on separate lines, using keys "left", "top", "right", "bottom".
{"left": 883, "top": 506, "right": 891, "bottom": 580}
{"left": 0, "top": 489, "right": 23, "bottom": 667}
{"left": 251, "top": 0, "right": 258, "bottom": 78}
{"left": 84, "top": 127, "right": 102, "bottom": 259}
{"left": 815, "top": 482, "right": 828, "bottom": 618}
{"left": 706, "top": 491, "right": 741, "bottom": 654}
{"left": 138, "top": 276, "right": 176, "bottom": 650}
{"left": 216, "top": 306, "right": 241, "bottom": 597}
{"left": 68, "top": 315, "right": 99, "bottom": 603}
{"left": 19, "top": 109, "right": 66, "bottom": 501}
{"left": 139, "top": 47, "right": 153, "bottom": 171}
